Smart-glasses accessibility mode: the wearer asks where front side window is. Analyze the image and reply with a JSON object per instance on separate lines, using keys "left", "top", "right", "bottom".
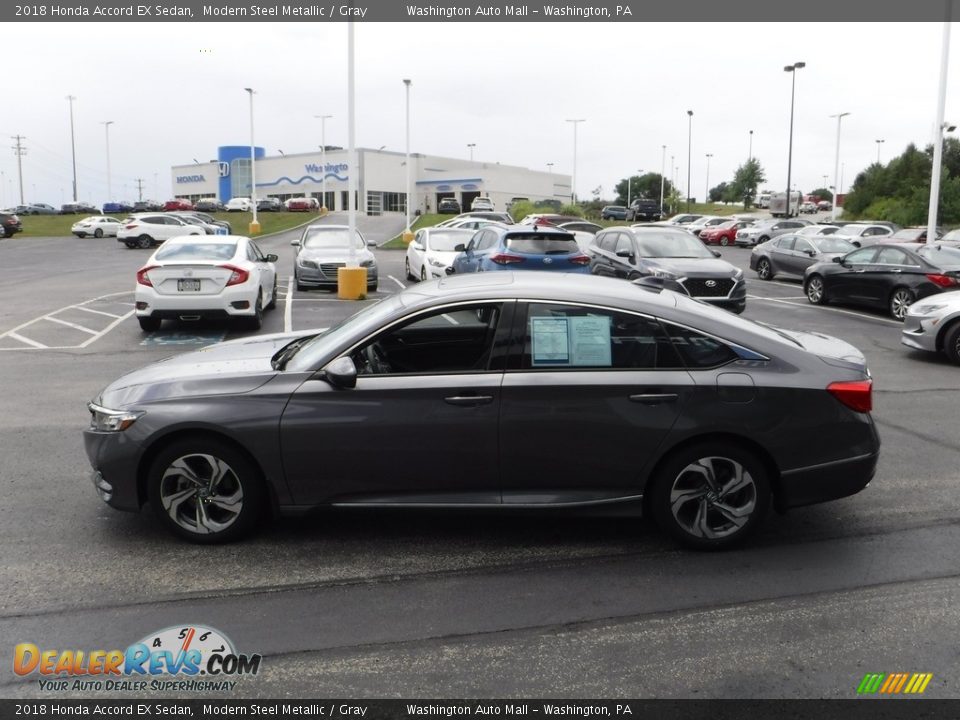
{"left": 352, "top": 304, "right": 504, "bottom": 376}
{"left": 520, "top": 303, "right": 682, "bottom": 370}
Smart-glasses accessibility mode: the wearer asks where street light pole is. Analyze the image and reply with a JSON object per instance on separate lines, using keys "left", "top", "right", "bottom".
{"left": 546, "top": 162, "right": 554, "bottom": 173}
{"left": 566, "top": 119, "right": 585, "bottom": 204}
{"left": 830, "top": 112, "right": 850, "bottom": 220}
{"left": 784, "top": 61, "right": 806, "bottom": 217}
{"left": 101, "top": 121, "right": 114, "bottom": 202}
{"left": 705, "top": 153, "right": 713, "bottom": 204}
{"left": 928, "top": 5, "right": 952, "bottom": 243}
{"left": 659, "top": 145, "right": 666, "bottom": 218}
{"left": 66, "top": 95, "right": 78, "bottom": 202}
{"left": 403, "top": 78, "right": 413, "bottom": 242}
{"left": 467, "top": 143, "right": 476, "bottom": 162}
{"left": 244, "top": 88, "right": 259, "bottom": 233}
{"left": 748, "top": 129, "right": 753, "bottom": 162}
{"left": 875, "top": 138, "right": 885, "bottom": 164}
{"left": 315, "top": 114, "right": 332, "bottom": 213}
{"left": 686, "top": 110, "right": 693, "bottom": 212}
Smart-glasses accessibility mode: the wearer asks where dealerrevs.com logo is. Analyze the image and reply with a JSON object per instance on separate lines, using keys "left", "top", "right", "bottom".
{"left": 14, "top": 625, "right": 261, "bottom": 693}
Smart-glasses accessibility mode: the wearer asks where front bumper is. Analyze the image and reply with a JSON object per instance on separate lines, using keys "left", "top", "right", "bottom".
{"left": 900, "top": 313, "right": 940, "bottom": 353}
{"left": 84, "top": 429, "right": 143, "bottom": 512}
{"left": 297, "top": 265, "right": 379, "bottom": 287}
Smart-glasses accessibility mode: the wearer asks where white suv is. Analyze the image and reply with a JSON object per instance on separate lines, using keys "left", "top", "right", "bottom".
{"left": 116, "top": 214, "right": 206, "bottom": 249}
{"left": 471, "top": 196, "right": 495, "bottom": 211}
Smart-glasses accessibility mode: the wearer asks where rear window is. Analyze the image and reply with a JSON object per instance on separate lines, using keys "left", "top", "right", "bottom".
{"left": 506, "top": 234, "right": 578, "bottom": 254}
{"left": 918, "top": 245, "right": 960, "bottom": 266}
{"left": 155, "top": 242, "right": 237, "bottom": 262}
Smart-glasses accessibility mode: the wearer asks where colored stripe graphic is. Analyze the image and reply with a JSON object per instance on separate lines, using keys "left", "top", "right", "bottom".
{"left": 857, "top": 672, "right": 932, "bottom": 694}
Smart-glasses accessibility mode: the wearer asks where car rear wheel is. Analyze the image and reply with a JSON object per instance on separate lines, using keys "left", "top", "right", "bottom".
{"left": 756, "top": 258, "right": 772, "bottom": 281}
{"left": 265, "top": 277, "right": 278, "bottom": 310}
{"left": 147, "top": 438, "right": 265, "bottom": 543}
{"left": 942, "top": 322, "right": 960, "bottom": 365}
{"left": 889, "top": 287, "right": 915, "bottom": 321}
{"left": 93, "top": 228, "right": 103, "bottom": 238}
{"left": 805, "top": 275, "right": 826, "bottom": 304}
{"left": 405, "top": 257, "right": 414, "bottom": 280}
{"left": 244, "top": 293, "right": 263, "bottom": 330}
{"left": 138, "top": 316, "right": 161, "bottom": 332}
{"left": 650, "top": 442, "right": 771, "bottom": 550}
{"left": 719, "top": 237, "right": 729, "bottom": 247}
{"left": 136, "top": 235, "right": 152, "bottom": 249}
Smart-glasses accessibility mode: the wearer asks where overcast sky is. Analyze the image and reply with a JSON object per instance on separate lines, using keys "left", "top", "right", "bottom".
{"left": 2, "top": 21, "right": 957, "bottom": 207}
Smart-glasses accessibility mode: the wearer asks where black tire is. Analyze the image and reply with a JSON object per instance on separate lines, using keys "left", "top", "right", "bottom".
{"left": 758, "top": 235, "right": 770, "bottom": 244}
{"left": 756, "top": 258, "right": 772, "bottom": 281}
{"left": 805, "top": 275, "right": 826, "bottom": 305}
{"left": 124, "top": 241, "right": 138, "bottom": 249}
{"left": 146, "top": 437, "right": 266, "bottom": 543}
{"left": 942, "top": 321, "right": 960, "bottom": 365}
{"left": 93, "top": 228, "right": 103, "bottom": 239}
{"left": 367, "top": 281, "right": 378, "bottom": 292}
{"left": 889, "top": 286, "right": 915, "bottom": 321}
{"left": 265, "top": 277, "right": 278, "bottom": 310}
{"left": 138, "top": 316, "right": 161, "bottom": 332}
{"left": 137, "top": 235, "right": 153, "bottom": 249}
{"left": 420, "top": 266, "right": 427, "bottom": 282}
{"left": 405, "top": 257, "right": 415, "bottom": 281}
{"left": 76, "top": 233, "right": 87, "bottom": 239}
{"left": 245, "top": 292, "right": 263, "bottom": 331}
{"left": 649, "top": 441, "right": 771, "bottom": 550}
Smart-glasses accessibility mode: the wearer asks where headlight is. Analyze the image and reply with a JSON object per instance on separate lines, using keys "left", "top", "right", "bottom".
{"left": 88, "top": 403, "right": 144, "bottom": 432}
{"left": 651, "top": 268, "right": 677, "bottom": 280}
{"left": 297, "top": 257, "right": 318, "bottom": 269}
{"left": 910, "top": 303, "right": 946, "bottom": 315}
{"left": 733, "top": 268, "right": 744, "bottom": 279}
{"left": 428, "top": 257, "right": 445, "bottom": 267}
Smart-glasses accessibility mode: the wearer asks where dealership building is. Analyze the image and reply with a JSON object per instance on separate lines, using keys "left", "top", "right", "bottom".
{"left": 171, "top": 146, "right": 571, "bottom": 214}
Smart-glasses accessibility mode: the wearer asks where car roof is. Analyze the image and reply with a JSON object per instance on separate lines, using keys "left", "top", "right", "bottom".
{"left": 163, "top": 234, "right": 246, "bottom": 245}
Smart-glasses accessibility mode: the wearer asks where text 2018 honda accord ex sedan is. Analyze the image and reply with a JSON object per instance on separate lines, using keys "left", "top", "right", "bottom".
{"left": 84, "top": 273, "right": 879, "bottom": 549}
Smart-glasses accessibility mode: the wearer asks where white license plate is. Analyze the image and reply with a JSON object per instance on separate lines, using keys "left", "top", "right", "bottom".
{"left": 177, "top": 279, "right": 201, "bottom": 292}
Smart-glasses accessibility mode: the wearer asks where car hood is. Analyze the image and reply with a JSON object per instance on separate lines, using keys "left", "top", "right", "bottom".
{"left": 647, "top": 258, "right": 740, "bottom": 277}
{"left": 299, "top": 247, "right": 374, "bottom": 263}
{"left": 95, "top": 330, "right": 317, "bottom": 408}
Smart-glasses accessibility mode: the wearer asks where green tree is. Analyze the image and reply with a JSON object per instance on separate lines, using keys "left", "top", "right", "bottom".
{"left": 810, "top": 187, "right": 833, "bottom": 202}
{"left": 728, "top": 159, "right": 767, "bottom": 208}
{"left": 709, "top": 182, "right": 730, "bottom": 203}
{"left": 615, "top": 173, "right": 673, "bottom": 206}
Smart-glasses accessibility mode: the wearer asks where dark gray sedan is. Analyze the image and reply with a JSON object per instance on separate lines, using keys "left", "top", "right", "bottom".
{"left": 84, "top": 273, "right": 879, "bottom": 550}
{"left": 750, "top": 234, "right": 857, "bottom": 282}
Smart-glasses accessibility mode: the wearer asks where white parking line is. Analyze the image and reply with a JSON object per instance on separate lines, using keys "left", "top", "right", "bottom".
{"left": 747, "top": 294, "right": 807, "bottom": 301}
{"left": 0, "top": 290, "right": 136, "bottom": 350}
{"left": 749, "top": 295, "right": 902, "bottom": 326}
{"left": 7, "top": 332, "right": 46, "bottom": 349}
{"left": 78, "top": 310, "right": 136, "bottom": 347}
{"left": 74, "top": 306, "right": 123, "bottom": 319}
{"left": 388, "top": 275, "right": 406, "bottom": 290}
{"left": 43, "top": 315, "right": 99, "bottom": 335}
{"left": 284, "top": 275, "right": 293, "bottom": 333}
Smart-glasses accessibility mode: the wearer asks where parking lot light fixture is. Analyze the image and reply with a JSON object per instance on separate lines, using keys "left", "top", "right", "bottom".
{"left": 659, "top": 145, "right": 666, "bottom": 217}
{"left": 830, "top": 112, "right": 850, "bottom": 220}
{"left": 244, "top": 88, "right": 260, "bottom": 235}
{"left": 467, "top": 143, "right": 476, "bottom": 162}
{"left": 784, "top": 62, "right": 805, "bottom": 217}
{"left": 875, "top": 138, "right": 885, "bottom": 164}
{"left": 315, "top": 114, "right": 333, "bottom": 214}
{"left": 566, "top": 119, "right": 585, "bottom": 204}
{"left": 686, "top": 111, "right": 693, "bottom": 212}
{"left": 101, "top": 121, "right": 114, "bottom": 203}
{"left": 546, "top": 162, "right": 554, "bottom": 174}
{"left": 748, "top": 129, "right": 753, "bottom": 162}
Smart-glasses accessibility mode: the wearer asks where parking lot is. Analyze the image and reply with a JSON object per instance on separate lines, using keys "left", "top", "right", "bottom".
{"left": 1, "top": 221, "right": 959, "bottom": 698}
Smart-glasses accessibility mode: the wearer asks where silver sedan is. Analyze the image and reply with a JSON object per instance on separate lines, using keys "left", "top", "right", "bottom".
{"left": 902, "top": 292, "right": 960, "bottom": 364}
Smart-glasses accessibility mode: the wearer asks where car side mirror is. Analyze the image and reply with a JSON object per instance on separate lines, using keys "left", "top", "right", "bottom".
{"left": 454, "top": 243, "right": 466, "bottom": 252}
{"left": 265, "top": 254, "right": 279, "bottom": 263}
{"left": 367, "top": 241, "right": 377, "bottom": 247}
{"left": 290, "top": 239, "right": 301, "bottom": 246}
{"left": 319, "top": 356, "right": 357, "bottom": 389}
{"left": 616, "top": 249, "right": 634, "bottom": 259}
{"left": 445, "top": 266, "right": 456, "bottom": 275}
{"left": 832, "top": 256, "right": 842, "bottom": 263}
{"left": 852, "top": 240, "right": 861, "bottom": 248}
{"left": 412, "top": 243, "right": 424, "bottom": 251}
{"left": 711, "top": 249, "right": 721, "bottom": 258}
{"left": 805, "top": 249, "right": 816, "bottom": 257}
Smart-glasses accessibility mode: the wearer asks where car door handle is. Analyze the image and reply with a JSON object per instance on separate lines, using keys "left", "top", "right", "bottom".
{"left": 629, "top": 393, "right": 679, "bottom": 404}
{"left": 444, "top": 395, "right": 494, "bottom": 407}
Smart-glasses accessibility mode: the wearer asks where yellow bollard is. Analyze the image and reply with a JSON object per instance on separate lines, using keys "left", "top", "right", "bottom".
{"left": 248, "top": 219, "right": 261, "bottom": 235}
{"left": 402, "top": 230, "right": 414, "bottom": 244}
{"left": 337, "top": 267, "right": 368, "bottom": 300}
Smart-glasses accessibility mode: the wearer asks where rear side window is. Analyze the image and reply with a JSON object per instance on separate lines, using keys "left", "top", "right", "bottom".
{"left": 660, "top": 322, "right": 737, "bottom": 369}
{"left": 506, "top": 234, "right": 578, "bottom": 254}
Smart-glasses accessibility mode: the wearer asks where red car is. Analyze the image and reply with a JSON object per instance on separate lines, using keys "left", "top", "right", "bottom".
{"left": 700, "top": 219, "right": 751, "bottom": 247}
{"left": 163, "top": 198, "right": 194, "bottom": 211}
{"left": 286, "top": 197, "right": 319, "bottom": 212}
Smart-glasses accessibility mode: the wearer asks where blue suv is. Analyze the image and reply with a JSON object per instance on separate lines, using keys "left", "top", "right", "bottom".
{"left": 449, "top": 226, "right": 590, "bottom": 275}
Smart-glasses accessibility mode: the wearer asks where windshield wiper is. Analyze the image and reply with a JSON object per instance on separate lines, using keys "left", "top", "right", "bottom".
{"left": 271, "top": 336, "right": 314, "bottom": 371}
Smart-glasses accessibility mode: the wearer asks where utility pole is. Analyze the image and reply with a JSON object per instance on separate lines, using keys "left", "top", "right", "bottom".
{"left": 11, "top": 135, "right": 26, "bottom": 204}
{"left": 135, "top": 178, "right": 145, "bottom": 202}
{"left": 67, "top": 96, "right": 78, "bottom": 202}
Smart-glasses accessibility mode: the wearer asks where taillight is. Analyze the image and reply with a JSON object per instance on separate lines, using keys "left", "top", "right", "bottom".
{"left": 925, "top": 273, "right": 959, "bottom": 288}
{"left": 221, "top": 264, "right": 250, "bottom": 286}
{"left": 827, "top": 379, "right": 872, "bottom": 413}
{"left": 568, "top": 254, "right": 590, "bottom": 265}
{"left": 490, "top": 253, "right": 525, "bottom": 265}
{"left": 125, "top": 224, "right": 138, "bottom": 229}
{"left": 136, "top": 265, "right": 157, "bottom": 287}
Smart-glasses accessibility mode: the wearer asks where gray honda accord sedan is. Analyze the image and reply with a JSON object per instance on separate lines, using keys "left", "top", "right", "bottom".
{"left": 84, "top": 272, "right": 879, "bottom": 549}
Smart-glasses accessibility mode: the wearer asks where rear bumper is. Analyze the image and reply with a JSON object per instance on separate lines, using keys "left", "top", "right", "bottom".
{"left": 778, "top": 450, "right": 879, "bottom": 510}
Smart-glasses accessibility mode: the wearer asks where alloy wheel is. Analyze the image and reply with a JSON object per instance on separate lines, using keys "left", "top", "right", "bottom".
{"left": 668, "top": 456, "right": 757, "bottom": 541}
{"left": 890, "top": 288, "right": 914, "bottom": 321}
{"left": 158, "top": 453, "right": 244, "bottom": 536}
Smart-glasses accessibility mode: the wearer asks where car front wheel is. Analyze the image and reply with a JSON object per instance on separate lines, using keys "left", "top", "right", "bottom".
{"left": 943, "top": 321, "right": 960, "bottom": 365}
{"left": 147, "top": 438, "right": 265, "bottom": 543}
{"left": 136, "top": 235, "right": 153, "bottom": 249}
{"left": 805, "top": 275, "right": 826, "bottom": 304}
{"left": 650, "top": 442, "right": 771, "bottom": 550}
{"left": 94, "top": 229, "right": 103, "bottom": 238}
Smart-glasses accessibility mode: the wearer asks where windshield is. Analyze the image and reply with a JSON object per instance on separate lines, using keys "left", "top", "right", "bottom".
{"left": 302, "top": 229, "right": 365, "bottom": 249}
{"left": 635, "top": 231, "right": 714, "bottom": 258}
{"left": 154, "top": 242, "right": 237, "bottom": 261}
{"left": 426, "top": 230, "right": 473, "bottom": 251}
{"left": 811, "top": 237, "right": 856, "bottom": 253}
{"left": 284, "top": 294, "right": 405, "bottom": 373}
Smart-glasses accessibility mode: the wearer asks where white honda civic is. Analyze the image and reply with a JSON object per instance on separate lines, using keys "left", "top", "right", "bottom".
{"left": 134, "top": 235, "right": 278, "bottom": 332}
